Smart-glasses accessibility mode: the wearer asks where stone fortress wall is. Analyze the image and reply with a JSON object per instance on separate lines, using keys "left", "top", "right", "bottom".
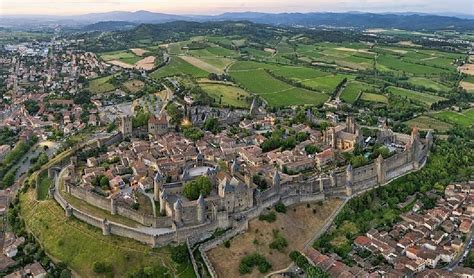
{"left": 47, "top": 127, "right": 431, "bottom": 252}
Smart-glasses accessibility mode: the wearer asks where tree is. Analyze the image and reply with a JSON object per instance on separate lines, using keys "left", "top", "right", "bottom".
{"left": 171, "top": 244, "right": 189, "bottom": 264}
{"left": 182, "top": 176, "right": 212, "bottom": 200}
{"left": 2, "top": 171, "right": 15, "bottom": 187}
{"left": 99, "top": 176, "right": 110, "bottom": 189}
{"left": 166, "top": 103, "right": 183, "bottom": 126}
{"left": 275, "top": 201, "right": 287, "bottom": 213}
{"left": 24, "top": 100, "right": 40, "bottom": 115}
{"left": 74, "top": 90, "right": 91, "bottom": 105}
{"left": 183, "top": 127, "right": 204, "bottom": 141}
{"left": 305, "top": 145, "right": 320, "bottom": 155}
{"left": 203, "top": 118, "right": 220, "bottom": 134}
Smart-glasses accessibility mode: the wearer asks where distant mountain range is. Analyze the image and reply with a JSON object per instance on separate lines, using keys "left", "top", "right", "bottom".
{"left": 2, "top": 10, "right": 474, "bottom": 31}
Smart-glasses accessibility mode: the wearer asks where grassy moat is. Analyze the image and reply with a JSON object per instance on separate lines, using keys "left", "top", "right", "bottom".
{"left": 19, "top": 188, "right": 195, "bottom": 277}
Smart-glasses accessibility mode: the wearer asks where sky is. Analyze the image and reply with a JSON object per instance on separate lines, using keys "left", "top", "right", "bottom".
{"left": 1, "top": 0, "right": 473, "bottom": 16}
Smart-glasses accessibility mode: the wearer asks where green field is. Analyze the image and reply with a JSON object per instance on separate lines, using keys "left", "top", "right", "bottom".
{"left": 407, "top": 77, "right": 451, "bottom": 92}
{"left": 432, "top": 110, "right": 474, "bottom": 127}
{"left": 231, "top": 58, "right": 355, "bottom": 93}
{"left": 387, "top": 86, "right": 446, "bottom": 107}
{"left": 200, "top": 83, "right": 251, "bottom": 108}
{"left": 189, "top": 45, "right": 239, "bottom": 58}
{"left": 260, "top": 88, "right": 329, "bottom": 107}
{"left": 360, "top": 92, "right": 389, "bottom": 104}
{"left": 340, "top": 81, "right": 374, "bottom": 103}
{"left": 404, "top": 116, "right": 453, "bottom": 132}
{"left": 151, "top": 56, "right": 209, "bottom": 79}
{"left": 463, "top": 108, "right": 474, "bottom": 119}
{"left": 295, "top": 43, "right": 375, "bottom": 70}
{"left": 377, "top": 54, "right": 450, "bottom": 75}
{"left": 37, "top": 173, "right": 52, "bottom": 200}
{"left": 99, "top": 50, "right": 141, "bottom": 64}
{"left": 302, "top": 75, "right": 352, "bottom": 93}
{"left": 20, "top": 189, "right": 194, "bottom": 277}
{"left": 231, "top": 68, "right": 329, "bottom": 108}
{"left": 88, "top": 74, "right": 118, "bottom": 94}
{"left": 230, "top": 69, "right": 292, "bottom": 95}
{"left": 271, "top": 66, "right": 329, "bottom": 81}
{"left": 229, "top": 63, "right": 329, "bottom": 107}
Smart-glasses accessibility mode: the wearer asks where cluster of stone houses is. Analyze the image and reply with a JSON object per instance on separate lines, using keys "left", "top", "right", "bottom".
{"left": 4, "top": 262, "right": 47, "bottom": 278}
{"left": 351, "top": 183, "right": 473, "bottom": 276}
{"left": 1, "top": 39, "right": 111, "bottom": 142}
{"left": 305, "top": 247, "right": 371, "bottom": 277}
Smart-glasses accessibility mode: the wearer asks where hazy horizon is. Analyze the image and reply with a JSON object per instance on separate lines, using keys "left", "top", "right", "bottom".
{"left": 1, "top": 0, "right": 473, "bottom": 16}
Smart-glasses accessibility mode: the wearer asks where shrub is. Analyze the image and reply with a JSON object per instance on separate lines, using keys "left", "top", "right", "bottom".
{"left": 275, "top": 201, "right": 287, "bottom": 213}
{"left": 269, "top": 230, "right": 288, "bottom": 252}
{"left": 171, "top": 244, "right": 189, "bottom": 264}
{"left": 258, "top": 211, "right": 276, "bottom": 222}
{"left": 92, "top": 261, "right": 113, "bottom": 274}
{"left": 224, "top": 240, "right": 230, "bottom": 248}
{"left": 239, "top": 253, "right": 272, "bottom": 274}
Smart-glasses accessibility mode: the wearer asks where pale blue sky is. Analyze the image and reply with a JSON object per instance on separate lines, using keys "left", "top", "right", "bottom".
{"left": 1, "top": 0, "right": 473, "bottom": 15}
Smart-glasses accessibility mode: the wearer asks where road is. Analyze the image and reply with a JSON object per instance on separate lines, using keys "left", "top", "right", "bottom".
{"left": 14, "top": 140, "right": 60, "bottom": 179}
{"left": 445, "top": 227, "right": 474, "bottom": 270}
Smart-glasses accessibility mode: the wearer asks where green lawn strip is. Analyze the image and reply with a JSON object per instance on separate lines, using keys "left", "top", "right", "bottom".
{"left": 37, "top": 172, "right": 52, "bottom": 201}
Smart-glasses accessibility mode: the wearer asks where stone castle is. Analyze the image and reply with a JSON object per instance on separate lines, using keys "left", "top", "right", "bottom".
{"left": 45, "top": 108, "right": 432, "bottom": 250}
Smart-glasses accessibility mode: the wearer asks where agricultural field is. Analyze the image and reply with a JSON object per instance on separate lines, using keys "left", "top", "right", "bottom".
{"left": 432, "top": 110, "right": 474, "bottom": 127}
{"left": 301, "top": 75, "right": 353, "bottom": 94}
{"left": 376, "top": 54, "right": 451, "bottom": 75}
{"left": 407, "top": 77, "right": 451, "bottom": 92}
{"left": 180, "top": 55, "right": 227, "bottom": 74}
{"left": 231, "top": 61, "right": 352, "bottom": 94}
{"left": 360, "top": 93, "right": 389, "bottom": 104}
{"left": 230, "top": 69, "right": 292, "bottom": 95}
{"left": 340, "top": 81, "right": 375, "bottom": 104}
{"left": 20, "top": 189, "right": 194, "bottom": 277}
{"left": 461, "top": 75, "right": 474, "bottom": 93}
{"left": 151, "top": 56, "right": 209, "bottom": 79}
{"left": 404, "top": 116, "right": 453, "bottom": 132}
{"left": 463, "top": 108, "right": 474, "bottom": 119}
{"left": 99, "top": 50, "right": 142, "bottom": 65}
{"left": 386, "top": 86, "right": 446, "bottom": 107}
{"left": 199, "top": 83, "right": 251, "bottom": 108}
{"left": 296, "top": 43, "right": 375, "bottom": 70}
{"left": 229, "top": 65, "right": 329, "bottom": 107}
{"left": 459, "top": 63, "right": 474, "bottom": 75}
{"left": 88, "top": 74, "right": 118, "bottom": 94}
{"left": 190, "top": 46, "right": 239, "bottom": 58}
